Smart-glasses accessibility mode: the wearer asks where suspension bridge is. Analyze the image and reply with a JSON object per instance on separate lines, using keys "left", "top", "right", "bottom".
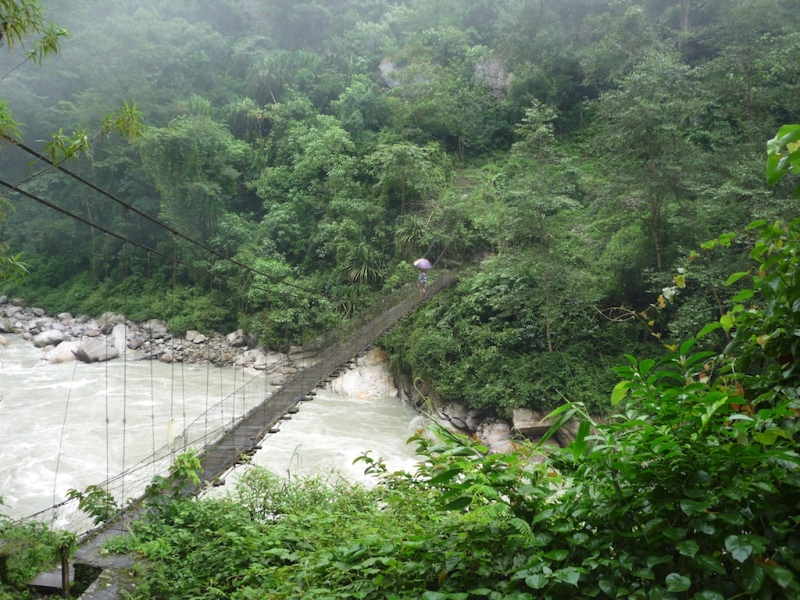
{"left": 12, "top": 270, "right": 455, "bottom": 598}
{"left": 0, "top": 136, "right": 459, "bottom": 598}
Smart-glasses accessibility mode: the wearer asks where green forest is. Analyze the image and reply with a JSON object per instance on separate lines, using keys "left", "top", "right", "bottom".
{"left": 1, "top": 0, "right": 799, "bottom": 598}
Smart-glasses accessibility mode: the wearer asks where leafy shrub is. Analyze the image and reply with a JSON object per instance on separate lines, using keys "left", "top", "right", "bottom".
{"left": 0, "top": 516, "right": 61, "bottom": 593}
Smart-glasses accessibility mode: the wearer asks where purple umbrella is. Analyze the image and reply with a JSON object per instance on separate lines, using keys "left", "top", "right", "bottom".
{"left": 414, "top": 258, "right": 433, "bottom": 269}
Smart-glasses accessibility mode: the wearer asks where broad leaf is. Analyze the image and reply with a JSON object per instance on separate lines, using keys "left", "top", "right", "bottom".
{"left": 676, "top": 540, "right": 700, "bottom": 558}
{"left": 724, "top": 535, "right": 755, "bottom": 562}
{"left": 665, "top": 573, "right": 691, "bottom": 592}
{"left": 764, "top": 565, "right": 795, "bottom": 588}
{"left": 611, "top": 380, "right": 633, "bottom": 405}
{"left": 554, "top": 567, "right": 582, "bottom": 586}
{"left": 724, "top": 271, "right": 749, "bottom": 286}
{"left": 544, "top": 549, "right": 569, "bottom": 561}
{"left": 525, "top": 574, "right": 548, "bottom": 589}
{"left": 694, "top": 555, "right": 726, "bottom": 575}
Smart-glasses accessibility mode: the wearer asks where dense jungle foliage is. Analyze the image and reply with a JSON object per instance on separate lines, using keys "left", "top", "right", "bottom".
{"left": 2, "top": 1, "right": 800, "bottom": 598}
{"left": 1, "top": 0, "right": 798, "bottom": 413}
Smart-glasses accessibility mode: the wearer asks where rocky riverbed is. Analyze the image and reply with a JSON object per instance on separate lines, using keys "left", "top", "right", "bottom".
{"left": 0, "top": 295, "right": 319, "bottom": 385}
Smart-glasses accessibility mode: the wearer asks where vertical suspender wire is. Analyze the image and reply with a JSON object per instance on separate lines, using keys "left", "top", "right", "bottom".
{"left": 216, "top": 268, "right": 230, "bottom": 434}
{"left": 268, "top": 292, "right": 275, "bottom": 431}
{"left": 51, "top": 307, "right": 85, "bottom": 524}
{"left": 212, "top": 258, "right": 225, "bottom": 434}
{"left": 147, "top": 250, "right": 157, "bottom": 476}
{"left": 284, "top": 290, "right": 290, "bottom": 405}
{"left": 235, "top": 273, "right": 246, "bottom": 430}
{"left": 203, "top": 257, "right": 212, "bottom": 448}
{"left": 169, "top": 234, "right": 178, "bottom": 458}
{"left": 120, "top": 209, "right": 130, "bottom": 507}
{"left": 102, "top": 234, "right": 111, "bottom": 501}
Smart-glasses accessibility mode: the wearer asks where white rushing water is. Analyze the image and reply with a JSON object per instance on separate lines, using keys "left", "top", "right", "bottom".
{"left": 0, "top": 334, "right": 423, "bottom": 521}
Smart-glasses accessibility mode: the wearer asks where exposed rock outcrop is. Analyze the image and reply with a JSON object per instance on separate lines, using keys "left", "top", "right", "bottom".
{"left": 393, "top": 369, "right": 579, "bottom": 454}
{"left": 329, "top": 348, "right": 398, "bottom": 399}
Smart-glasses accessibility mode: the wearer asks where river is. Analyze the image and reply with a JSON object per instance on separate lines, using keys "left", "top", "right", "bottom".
{"left": 0, "top": 334, "right": 423, "bottom": 522}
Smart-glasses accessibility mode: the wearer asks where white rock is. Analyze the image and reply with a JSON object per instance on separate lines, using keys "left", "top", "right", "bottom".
{"left": 73, "top": 339, "right": 119, "bottom": 363}
{"left": 42, "top": 341, "right": 81, "bottom": 364}
{"left": 33, "top": 329, "right": 66, "bottom": 347}
{"left": 111, "top": 323, "right": 128, "bottom": 355}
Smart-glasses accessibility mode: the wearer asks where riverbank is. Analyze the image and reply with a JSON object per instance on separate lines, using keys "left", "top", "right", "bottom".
{"left": 0, "top": 294, "right": 317, "bottom": 385}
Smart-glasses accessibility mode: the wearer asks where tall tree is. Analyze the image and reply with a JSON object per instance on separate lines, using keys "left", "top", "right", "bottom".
{"left": 595, "top": 49, "right": 703, "bottom": 270}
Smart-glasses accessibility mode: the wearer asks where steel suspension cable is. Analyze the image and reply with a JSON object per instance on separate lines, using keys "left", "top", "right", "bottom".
{"left": 1, "top": 137, "right": 331, "bottom": 301}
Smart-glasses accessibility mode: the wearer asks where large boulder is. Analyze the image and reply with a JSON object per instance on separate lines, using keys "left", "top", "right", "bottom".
{"left": 512, "top": 407, "right": 552, "bottom": 437}
{"left": 185, "top": 330, "right": 206, "bottom": 344}
{"left": 4, "top": 305, "right": 22, "bottom": 318}
{"left": 73, "top": 339, "right": 120, "bottom": 363}
{"left": 436, "top": 401, "right": 471, "bottom": 431}
{"left": 33, "top": 329, "right": 66, "bottom": 347}
{"left": 141, "top": 319, "right": 169, "bottom": 338}
{"left": 98, "top": 312, "right": 126, "bottom": 334}
{"left": 226, "top": 329, "right": 247, "bottom": 347}
{"left": 43, "top": 341, "right": 81, "bottom": 364}
{"left": 476, "top": 419, "right": 516, "bottom": 454}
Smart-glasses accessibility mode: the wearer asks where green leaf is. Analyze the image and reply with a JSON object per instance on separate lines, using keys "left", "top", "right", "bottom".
{"left": 427, "top": 469, "right": 463, "bottom": 485}
{"left": 694, "top": 592, "right": 725, "bottom": 600}
{"left": 731, "top": 288, "right": 754, "bottom": 302}
{"left": 676, "top": 540, "right": 700, "bottom": 558}
{"left": 774, "top": 124, "right": 800, "bottom": 147}
{"left": 598, "top": 577, "right": 615, "bottom": 595}
{"left": 680, "top": 499, "right": 711, "bottom": 516}
{"left": 525, "top": 574, "right": 548, "bottom": 589}
{"left": 571, "top": 420, "right": 590, "bottom": 459}
{"left": 554, "top": 567, "right": 582, "bottom": 586}
{"left": 745, "top": 219, "right": 767, "bottom": 230}
{"left": 611, "top": 380, "right": 633, "bottom": 405}
{"left": 740, "top": 562, "right": 765, "bottom": 594}
{"left": 717, "top": 232, "right": 736, "bottom": 247}
{"left": 764, "top": 565, "right": 795, "bottom": 588}
{"left": 647, "top": 555, "right": 672, "bottom": 569}
{"left": 695, "top": 554, "right": 726, "bottom": 575}
{"left": 719, "top": 313, "right": 734, "bottom": 332}
{"left": 700, "top": 240, "right": 716, "bottom": 250}
{"left": 665, "top": 573, "right": 691, "bottom": 592}
{"left": 442, "top": 496, "right": 471, "bottom": 511}
{"left": 724, "top": 272, "right": 748, "bottom": 286}
{"left": 724, "top": 535, "right": 754, "bottom": 562}
{"left": 544, "top": 549, "right": 569, "bottom": 561}
{"left": 663, "top": 527, "right": 687, "bottom": 540}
